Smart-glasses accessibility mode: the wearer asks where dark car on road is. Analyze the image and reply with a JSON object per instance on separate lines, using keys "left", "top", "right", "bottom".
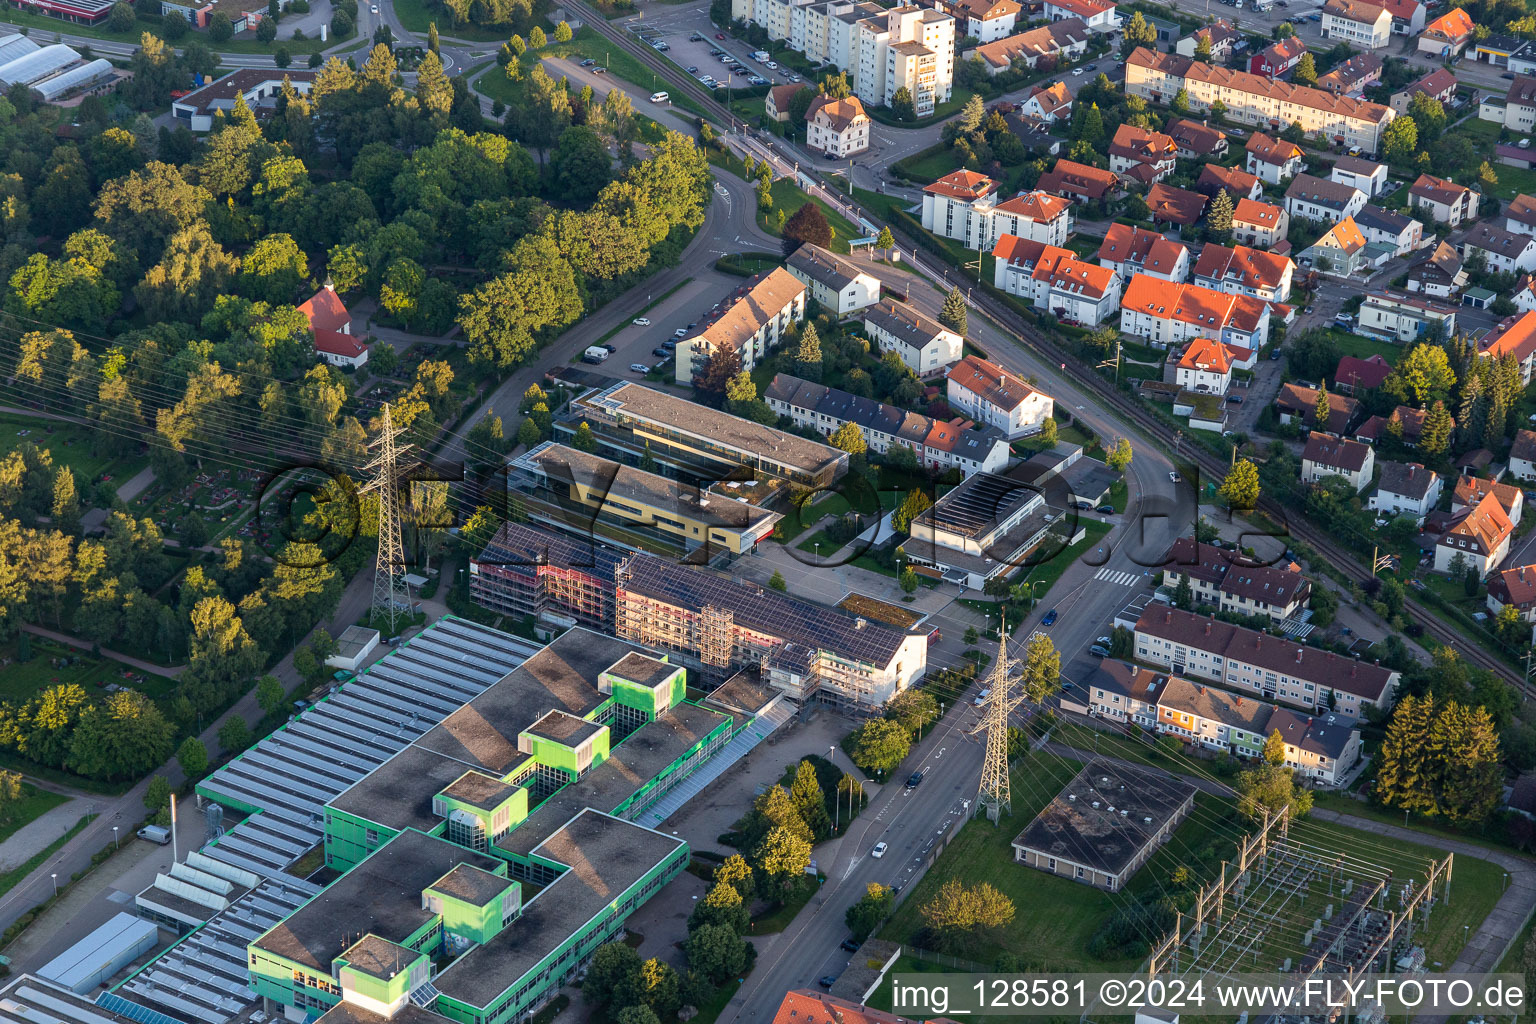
{"left": 1041, "top": 608, "right": 1058, "bottom": 626}
{"left": 906, "top": 770, "right": 924, "bottom": 788}
{"left": 819, "top": 976, "right": 837, "bottom": 989}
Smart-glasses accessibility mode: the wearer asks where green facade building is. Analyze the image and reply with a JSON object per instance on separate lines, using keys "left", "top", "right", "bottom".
{"left": 250, "top": 629, "right": 738, "bottom": 1024}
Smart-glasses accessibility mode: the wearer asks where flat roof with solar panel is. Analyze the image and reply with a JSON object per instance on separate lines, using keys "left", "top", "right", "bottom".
{"left": 913, "top": 471, "right": 1044, "bottom": 540}
{"left": 617, "top": 553, "right": 916, "bottom": 666}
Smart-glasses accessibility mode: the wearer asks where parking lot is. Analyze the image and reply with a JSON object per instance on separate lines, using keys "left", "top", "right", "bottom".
{"left": 619, "top": 1, "right": 810, "bottom": 92}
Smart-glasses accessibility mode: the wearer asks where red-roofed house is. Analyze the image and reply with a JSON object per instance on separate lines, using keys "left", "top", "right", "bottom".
{"left": 1418, "top": 6, "right": 1476, "bottom": 57}
{"left": 1172, "top": 336, "right": 1233, "bottom": 394}
{"left": 1389, "top": 67, "right": 1457, "bottom": 113}
{"left": 1436, "top": 491, "right": 1513, "bottom": 575}
{"left": 1232, "top": 198, "right": 1290, "bottom": 248}
{"left": 1453, "top": 474, "right": 1525, "bottom": 526}
{"left": 992, "top": 235, "right": 1124, "bottom": 325}
{"left": 1334, "top": 353, "right": 1393, "bottom": 394}
{"left": 1036, "top": 158, "right": 1119, "bottom": 202}
{"left": 1245, "top": 133, "right": 1306, "bottom": 184}
{"left": 1042, "top": 0, "right": 1120, "bottom": 32}
{"left": 1120, "top": 275, "right": 1272, "bottom": 351}
{"left": 1480, "top": 310, "right": 1536, "bottom": 384}
{"left": 1145, "top": 183, "right": 1208, "bottom": 228}
{"left": 1019, "top": 79, "right": 1073, "bottom": 121}
{"left": 1198, "top": 163, "right": 1263, "bottom": 202}
{"left": 1378, "top": 0, "right": 1425, "bottom": 34}
{"left": 1096, "top": 223, "right": 1190, "bottom": 283}
{"left": 1176, "top": 18, "right": 1241, "bottom": 59}
{"left": 1108, "top": 123, "right": 1179, "bottom": 185}
{"left": 1250, "top": 36, "right": 1308, "bottom": 77}
{"left": 991, "top": 190, "right": 1075, "bottom": 247}
{"left": 298, "top": 282, "right": 367, "bottom": 368}
{"left": 1487, "top": 563, "right": 1536, "bottom": 624}
{"left": 1409, "top": 173, "right": 1480, "bottom": 226}
{"left": 1510, "top": 428, "right": 1536, "bottom": 480}
{"left": 1192, "top": 243, "right": 1295, "bottom": 302}
{"left": 947, "top": 353, "right": 1055, "bottom": 437}
{"left": 1323, "top": 0, "right": 1392, "bottom": 48}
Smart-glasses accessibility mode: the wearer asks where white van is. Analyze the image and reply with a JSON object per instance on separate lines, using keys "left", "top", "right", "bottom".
{"left": 650, "top": 90, "right": 670, "bottom": 103}
{"left": 138, "top": 825, "right": 171, "bottom": 845}
{"left": 751, "top": 49, "right": 770, "bottom": 62}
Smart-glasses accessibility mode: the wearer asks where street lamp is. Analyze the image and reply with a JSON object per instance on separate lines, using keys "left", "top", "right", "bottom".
{"left": 112, "top": 826, "right": 119, "bottom": 850}
{"left": 829, "top": 744, "right": 840, "bottom": 832}
{"left": 50, "top": 872, "right": 57, "bottom": 896}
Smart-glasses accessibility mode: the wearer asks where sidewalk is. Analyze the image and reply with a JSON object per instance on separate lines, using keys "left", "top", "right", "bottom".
{"left": 19, "top": 624, "right": 185, "bottom": 678}
{"left": 0, "top": 799, "right": 85, "bottom": 872}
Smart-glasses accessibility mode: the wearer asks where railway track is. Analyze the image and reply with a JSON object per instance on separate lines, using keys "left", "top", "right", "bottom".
{"left": 558, "top": 8, "right": 1525, "bottom": 693}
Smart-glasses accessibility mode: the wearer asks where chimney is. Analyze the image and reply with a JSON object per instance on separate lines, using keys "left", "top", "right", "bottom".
{"left": 1295, "top": 649, "right": 1303, "bottom": 663}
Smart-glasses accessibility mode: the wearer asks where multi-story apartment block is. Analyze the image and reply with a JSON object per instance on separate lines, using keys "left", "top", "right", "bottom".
{"left": 735, "top": 0, "right": 954, "bottom": 112}
{"left": 929, "top": 0, "right": 1020, "bottom": 40}
{"left": 1192, "top": 243, "right": 1295, "bottom": 303}
{"left": 1155, "top": 675, "right": 1361, "bottom": 784}
{"left": 1096, "top": 223, "right": 1190, "bottom": 282}
{"left": 1133, "top": 605, "right": 1400, "bottom": 716}
{"left": 1171, "top": 337, "right": 1232, "bottom": 395}
{"left": 614, "top": 552, "right": 928, "bottom": 704}
{"left": 785, "top": 242, "right": 882, "bottom": 315}
{"left": 765, "top": 373, "right": 1011, "bottom": 474}
{"left": 1119, "top": 274, "right": 1272, "bottom": 353}
{"left": 676, "top": 266, "right": 805, "bottom": 382}
{"left": 1330, "top": 155, "right": 1389, "bottom": 196}
{"left": 856, "top": 5, "right": 955, "bottom": 115}
{"left": 946, "top": 354, "right": 1055, "bottom": 437}
{"left": 863, "top": 297, "right": 964, "bottom": 373}
{"left": 922, "top": 171, "right": 1076, "bottom": 248}
{"left": 1322, "top": 0, "right": 1392, "bottom": 47}
{"left": 1159, "top": 536, "right": 1312, "bottom": 621}
{"left": 993, "top": 235, "right": 1123, "bottom": 325}
{"left": 1126, "top": 47, "right": 1396, "bottom": 153}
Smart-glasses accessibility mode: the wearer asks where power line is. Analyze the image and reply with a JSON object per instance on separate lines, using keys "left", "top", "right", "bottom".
{"left": 362, "top": 403, "right": 411, "bottom": 631}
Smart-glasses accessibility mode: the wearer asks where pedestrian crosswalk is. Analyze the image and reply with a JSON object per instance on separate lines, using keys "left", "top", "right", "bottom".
{"left": 1094, "top": 567, "right": 1142, "bottom": 587}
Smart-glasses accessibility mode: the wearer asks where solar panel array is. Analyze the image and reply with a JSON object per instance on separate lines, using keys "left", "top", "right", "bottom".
{"left": 195, "top": 618, "right": 542, "bottom": 876}
{"left": 117, "top": 874, "right": 319, "bottom": 1024}
{"left": 918, "top": 472, "right": 1038, "bottom": 538}
{"left": 619, "top": 554, "right": 912, "bottom": 665}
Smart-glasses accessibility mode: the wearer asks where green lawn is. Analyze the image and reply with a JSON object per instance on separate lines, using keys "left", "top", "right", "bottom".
{"left": 0, "top": 414, "right": 146, "bottom": 490}
{"left": 893, "top": 144, "right": 963, "bottom": 184}
{"left": 390, "top": 0, "right": 509, "bottom": 39}
{"left": 852, "top": 187, "right": 915, "bottom": 226}
{"left": 474, "top": 28, "right": 710, "bottom": 120}
{"left": 1322, "top": 329, "right": 1404, "bottom": 365}
{"left": 752, "top": 873, "right": 822, "bottom": 933}
{"left": 0, "top": 785, "right": 67, "bottom": 847}
{"left": 0, "top": 637, "right": 176, "bottom": 705}
{"left": 1011, "top": 520, "right": 1113, "bottom": 606}
{"left": 866, "top": 87, "right": 976, "bottom": 129}
{"left": 759, "top": 178, "right": 862, "bottom": 253}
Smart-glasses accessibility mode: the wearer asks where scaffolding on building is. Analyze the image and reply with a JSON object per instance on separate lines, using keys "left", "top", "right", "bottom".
{"left": 698, "top": 604, "right": 735, "bottom": 669}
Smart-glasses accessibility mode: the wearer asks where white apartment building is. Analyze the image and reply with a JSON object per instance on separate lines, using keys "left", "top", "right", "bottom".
{"left": 1191, "top": 243, "right": 1295, "bottom": 303}
{"left": 1119, "top": 274, "right": 1272, "bottom": 353}
{"left": 1356, "top": 290, "right": 1458, "bottom": 344}
{"left": 1301, "top": 433, "right": 1375, "bottom": 492}
{"left": 946, "top": 354, "right": 1054, "bottom": 438}
{"left": 676, "top": 267, "right": 806, "bottom": 382}
{"left": 856, "top": 5, "right": 955, "bottom": 115}
{"left": 1321, "top": 0, "right": 1392, "bottom": 48}
{"left": 1126, "top": 48, "right": 1396, "bottom": 153}
{"left": 1462, "top": 222, "right": 1536, "bottom": 276}
{"left": 1133, "top": 605, "right": 1400, "bottom": 717}
{"left": 1369, "top": 461, "right": 1442, "bottom": 524}
{"left": 784, "top": 242, "right": 881, "bottom": 316}
{"left": 922, "top": 172, "right": 1075, "bottom": 250}
{"left": 805, "top": 94, "right": 871, "bottom": 157}
{"left": 993, "top": 235, "right": 1123, "bottom": 326}
{"left": 863, "top": 297, "right": 964, "bottom": 374}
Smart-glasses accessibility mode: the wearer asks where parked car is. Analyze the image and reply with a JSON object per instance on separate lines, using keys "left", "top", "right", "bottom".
{"left": 841, "top": 938, "right": 860, "bottom": 952}
{"left": 593, "top": 66, "right": 606, "bottom": 73}
{"left": 1096, "top": 504, "right": 1116, "bottom": 515}
{"left": 1097, "top": 635, "right": 1112, "bottom": 646}
{"left": 872, "top": 841, "right": 887, "bottom": 858}
{"left": 674, "top": 327, "right": 688, "bottom": 338}
{"left": 601, "top": 343, "right": 616, "bottom": 352}
{"left": 632, "top": 317, "right": 651, "bottom": 326}
{"left": 1227, "top": 394, "right": 1244, "bottom": 403}
{"left": 580, "top": 58, "right": 595, "bottom": 66}
{"left": 1169, "top": 471, "right": 1181, "bottom": 483}
{"left": 687, "top": 65, "right": 699, "bottom": 73}
{"left": 819, "top": 976, "right": 837, "bottom": 990}
{"left": 629, "top": 363, "right": 650, "bottom": 373}
{"left": 1041, "top": 608, "right": 1058, "bottom": 626}
{"left": 1089, "top": 644, "right": 1111, "bottom": 657}
{"left": 716, "top": 31, "right": 726, "bottom": 38}
{"left": 653, "top": 347, "right": 671, "bottom": 357}
{"left": 1071, "top": 499, "right": 1095, "bottom": 510}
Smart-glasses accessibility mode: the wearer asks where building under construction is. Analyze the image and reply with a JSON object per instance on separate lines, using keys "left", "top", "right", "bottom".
{"left": 468, "top": 522, "right": 625, "bottom": 631}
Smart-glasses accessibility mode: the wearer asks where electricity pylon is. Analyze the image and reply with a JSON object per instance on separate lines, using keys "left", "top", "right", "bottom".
{"left": 970, "top": 623, "right": 1026, "bottom": 824}
{"left": 362, "top": 403, "right": 411, "bottom": 633}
